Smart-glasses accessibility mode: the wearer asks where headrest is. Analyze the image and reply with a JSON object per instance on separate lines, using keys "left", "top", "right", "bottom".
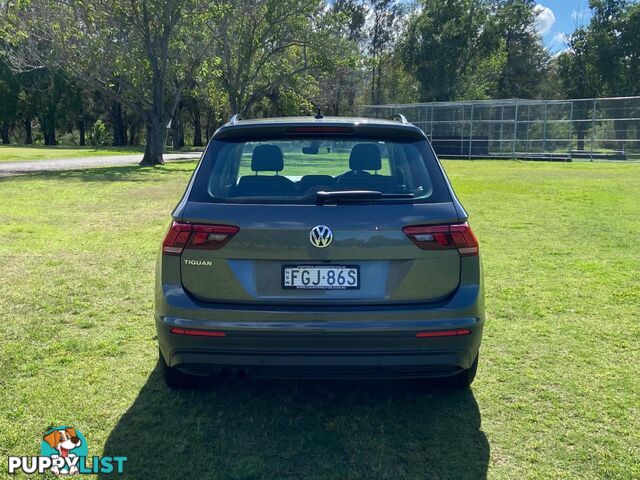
{"left": 349, "top": 143, "right": 382, "bottom": 171}
{"left": 252, "top": 145, "right": 284, "bottom": 172}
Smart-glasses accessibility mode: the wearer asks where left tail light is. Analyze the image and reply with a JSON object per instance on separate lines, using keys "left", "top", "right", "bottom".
{"left": 162, "top": 221, "right": 239, "bottom": 255}
{"left": 403, "top": 222, "right": 479, "bottom": 256}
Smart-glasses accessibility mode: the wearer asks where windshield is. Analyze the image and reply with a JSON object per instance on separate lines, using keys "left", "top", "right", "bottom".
{"left": 189, "top": 137, "right": 451, "bottom": 204}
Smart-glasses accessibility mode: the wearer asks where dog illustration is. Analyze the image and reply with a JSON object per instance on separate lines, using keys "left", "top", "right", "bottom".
{"left": 43, "top": 427, "right": 82, "bottom": 475}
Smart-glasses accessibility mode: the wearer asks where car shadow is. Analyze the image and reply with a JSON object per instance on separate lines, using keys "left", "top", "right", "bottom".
{"left": 100, "top": 365, "right": 489, "bottom": 479}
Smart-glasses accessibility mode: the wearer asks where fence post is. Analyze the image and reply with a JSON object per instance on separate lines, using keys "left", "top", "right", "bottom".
{"left": 543, "top": 100, "right": 548, "bottom": 154}
{"left": 525, "top": 104, "right": 530, "bottom": 152}
{"left": 569, "top": 101, "right": 574, "bottom": 157}
{"left": 513, "top": 100, "right": 519, "bottom": 159}
{"left": 468, "top": 102, "right": 474, "bottom": 160}
{"left": 590, "top": 98, "right": 597, "bottom": 162}
{"left": 500, "top": 106, "right": 505, "bottom": 156}
{"left": 430, "top": 105, "right": 434, "bottom": 139}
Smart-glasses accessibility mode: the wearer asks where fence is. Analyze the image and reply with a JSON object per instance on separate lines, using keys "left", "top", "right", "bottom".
{"left": 359, "top": 97, "right": 640, "bottom": 161}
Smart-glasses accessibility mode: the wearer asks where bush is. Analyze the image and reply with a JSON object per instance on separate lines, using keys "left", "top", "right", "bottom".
{"left": 89, "top": 120, "right": 110, "bottom": 146}
{"left": 59, "top": 131, "right": 80, "bottom": 146}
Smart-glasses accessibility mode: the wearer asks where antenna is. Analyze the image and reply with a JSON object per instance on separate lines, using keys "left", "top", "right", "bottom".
{"left": 228, "top": 114, "right": 242, "bottom": 124}
{"left": 314, "top": 105, "right": 324, "bottom": 119}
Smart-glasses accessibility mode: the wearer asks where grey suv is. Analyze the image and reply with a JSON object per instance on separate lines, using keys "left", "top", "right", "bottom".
{"left": 156, "top": 115, "right": 484, "bottom": 388}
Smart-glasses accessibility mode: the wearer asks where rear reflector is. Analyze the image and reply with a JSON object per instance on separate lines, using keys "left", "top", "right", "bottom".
{"left": 416, "top": 329, "right": 472, "bottom": 338}
{"left": 170, "top": 328, "right": 226, "bottom": 337}
{"left": 162, "top": 221, "right": 239, "bottom": 255}
{"left": 403, "top": 223, "right": 479, "bottom": 256}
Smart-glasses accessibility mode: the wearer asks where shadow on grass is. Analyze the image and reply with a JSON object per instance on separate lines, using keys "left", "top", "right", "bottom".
{"left": 100, "top": 366, "right": 489, "bottom": 479}
{"left": 0, "top": 162, "right": 197, "bottom": 184}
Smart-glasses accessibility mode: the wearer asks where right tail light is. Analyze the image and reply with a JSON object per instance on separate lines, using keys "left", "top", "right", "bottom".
{"left": 403, "top": 222, "right": 479, "bottom": 257}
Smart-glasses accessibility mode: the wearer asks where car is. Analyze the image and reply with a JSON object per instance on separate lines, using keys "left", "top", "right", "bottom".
{"left": 155, "top": 114, "right": 484, "bottom": 389}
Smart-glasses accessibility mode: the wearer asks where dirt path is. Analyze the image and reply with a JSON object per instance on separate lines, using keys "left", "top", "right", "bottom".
{"left": 0, "top": 153, "right": 201, "bottom": 177}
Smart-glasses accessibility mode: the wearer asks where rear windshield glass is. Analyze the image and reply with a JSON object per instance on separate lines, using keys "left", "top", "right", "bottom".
{"left": 189, "top": 137, "right": 451, "bottom": 204}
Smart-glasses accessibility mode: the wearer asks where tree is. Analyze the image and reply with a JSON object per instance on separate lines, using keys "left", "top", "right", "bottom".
{"left": 6, "top": 0, "right": 221, "bottom": 164}
{"left": 318, "top": 0, "right": 367, "bottom": 114}
{"left": 399, "top": 0, "right": 495, "bottom": 102}
{"left": 0, "top": 59, "right": 18, "bottom": 143}
{"left": 556, "top": 31, "right": 599, "bottom": 151}
{"left": 492, "top": 0, "right": 550, "bottom": 99}
{"left": 557, "top": 0, "right": 640, "bottom": 149}
{"left": 366, "top": 0, "right": 402, "bottom": 104}
{"left": 13, "top": 68, "right": 71, "bottom": 145}
{"left": 212, "top": 0, "right": 345, "bottom": 116}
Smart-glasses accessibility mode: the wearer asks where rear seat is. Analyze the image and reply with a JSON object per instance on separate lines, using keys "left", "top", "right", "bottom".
{"left": 298, "top": 175, "right": 337, "bottom": 192}
{"left": 336, "top": 143, "right": 398, "bottom": 192}
{"left": 234, "top": 144, "right": 296, "bottom": 196}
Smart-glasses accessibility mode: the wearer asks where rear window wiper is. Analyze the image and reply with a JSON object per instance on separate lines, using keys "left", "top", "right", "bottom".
{"left": 315, "top": 190, "right": 415, "bottom": 205}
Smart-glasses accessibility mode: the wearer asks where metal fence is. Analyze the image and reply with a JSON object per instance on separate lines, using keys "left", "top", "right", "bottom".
{"left": 359, "top": 97, "right": 640, "bottom": 161}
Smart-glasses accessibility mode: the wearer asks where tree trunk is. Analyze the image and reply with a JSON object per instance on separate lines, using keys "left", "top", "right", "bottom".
{"left": 0, "top": 125, "right": 9, "bottom": 144}
{"left": 171, "top": 112, "right": 184, "bottom": 149}
{"left": 140, "top": 121, "right": 165, "bottom": 165}
{"left": 205, "top": 108, "right": 213, "bottom": 139}
{"left": 111, "top": 100, "right": 127, "bottom": 146}
{"left": 128, "top": 118, "right": 139, "bottom": 145}
{"left": 24, "top": 119, "right": 33, "bottom": 145}
{"left": 43, "top": 129, "right": 56, "bottom": 146}
{"left": 40, "top": 115, "right": 56, "bottom": 145}
{"left": 192, "top": 103, "right": 203, "bottom": 147}
{"left": 79, "top": 119, "right": 86, "bottom": 146}
{"left": 576, "top": 130, "right": 585, "bottom": 151}
{"left": 229, "top": 95, "right": 240, "bottom": 116}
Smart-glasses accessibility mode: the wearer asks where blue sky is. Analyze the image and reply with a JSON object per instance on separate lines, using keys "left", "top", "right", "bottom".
{"left": 534, "top": 1, "right": 592, "bottom": 52}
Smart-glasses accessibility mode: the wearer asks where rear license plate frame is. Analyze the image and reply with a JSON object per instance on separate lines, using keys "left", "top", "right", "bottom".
{"left": 282, "top": 265, "right": 360, "bottom": 290}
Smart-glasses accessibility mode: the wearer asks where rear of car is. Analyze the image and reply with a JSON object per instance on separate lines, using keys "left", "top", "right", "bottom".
{"left": 155, "top": 116, "right": 484, "bottom": 388}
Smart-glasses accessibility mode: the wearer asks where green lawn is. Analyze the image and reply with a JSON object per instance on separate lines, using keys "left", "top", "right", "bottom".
{"left": 0, "top": 160, "right": 638, "bottom": 479}
{"left": 0, "top": 145, "right": 203, "bottom": 163}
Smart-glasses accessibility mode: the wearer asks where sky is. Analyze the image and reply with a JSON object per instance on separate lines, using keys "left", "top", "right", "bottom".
{"left": 534, "top": 1, "right": 592, "bottom": 53}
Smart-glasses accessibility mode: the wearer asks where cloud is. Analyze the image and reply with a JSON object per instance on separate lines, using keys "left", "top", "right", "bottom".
{"left": 571, "top": 9, "right": 591, "bottom": 26}
{"left": 534, "top": 4, "right": 556, "bottom": 35}
{"left": 552, "top": 32, "right": 568, "bottom": 44}
{"left": 549, "top": 32, "right": 570, "bottom": 55}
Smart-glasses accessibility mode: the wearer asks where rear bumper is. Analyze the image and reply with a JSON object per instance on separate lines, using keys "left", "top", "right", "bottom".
{"left": 156, "top": 282, "right": 484, "bottom": 379}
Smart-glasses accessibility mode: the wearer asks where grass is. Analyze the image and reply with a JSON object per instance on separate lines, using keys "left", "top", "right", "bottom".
{"left": 0, "top": 160, "right": 639, "bottom": 479}
{"left": 0, "top": 145, "right": 202, "bottom": 163}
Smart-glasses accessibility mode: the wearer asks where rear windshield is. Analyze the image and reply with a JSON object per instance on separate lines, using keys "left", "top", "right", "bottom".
{"left": 189, "top": 137, "right": 451, "bottom": 204}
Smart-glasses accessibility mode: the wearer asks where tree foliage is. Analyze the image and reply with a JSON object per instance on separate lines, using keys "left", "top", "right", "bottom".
{"left": 0, "top": 0, "right": 638, "bottom": 153}
{"left": 213, "top": 0, "right": 346, "bottom": 116}
{"left": 6, "top": 0, "right": 222, "bottom": 164}
{"left": 399, "top": 0, "right": 496, "bottom": 101}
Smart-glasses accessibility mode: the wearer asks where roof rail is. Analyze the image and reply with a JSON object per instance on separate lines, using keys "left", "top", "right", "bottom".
{"left": 228, "top": 114, "right": 242, "bottom": 124}
{"left": 390, "top": 113, "right": 409, "bottom": 124}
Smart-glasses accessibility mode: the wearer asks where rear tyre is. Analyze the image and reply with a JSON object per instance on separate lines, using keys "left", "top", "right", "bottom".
{"left": 447, "top": 353, "right": 479, "bottom": 389}
{"left": 159, "top": 348, "right": 198, "bottom": 389}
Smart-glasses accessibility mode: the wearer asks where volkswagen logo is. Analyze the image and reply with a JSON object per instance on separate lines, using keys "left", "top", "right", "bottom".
{"left": 309, "top": 225, "right": 333, "bottom": 248}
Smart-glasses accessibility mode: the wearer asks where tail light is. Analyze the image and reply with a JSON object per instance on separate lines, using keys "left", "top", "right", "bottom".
{"left": 162, "top": 221, "right": 239, "bottom": 255}
{"left": 403, "top": 222, "right": 479, "bottom": 256}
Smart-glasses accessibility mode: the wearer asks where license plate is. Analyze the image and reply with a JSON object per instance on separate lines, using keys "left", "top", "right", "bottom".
{"left": 282, "top": 265, "right": 360, "bottom": 290}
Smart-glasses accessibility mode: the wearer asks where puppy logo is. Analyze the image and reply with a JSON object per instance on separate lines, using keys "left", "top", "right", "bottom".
{"left": 41, "top": 426, "right": 87, "bottom": 475}
{"left": 8, "top": 425, "right": 126, "bottom": 475}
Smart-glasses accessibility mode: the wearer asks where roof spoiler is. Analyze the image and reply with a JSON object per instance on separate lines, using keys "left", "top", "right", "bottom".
{"left": 390, "top": 113, "right": 409, "bottom": 124}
